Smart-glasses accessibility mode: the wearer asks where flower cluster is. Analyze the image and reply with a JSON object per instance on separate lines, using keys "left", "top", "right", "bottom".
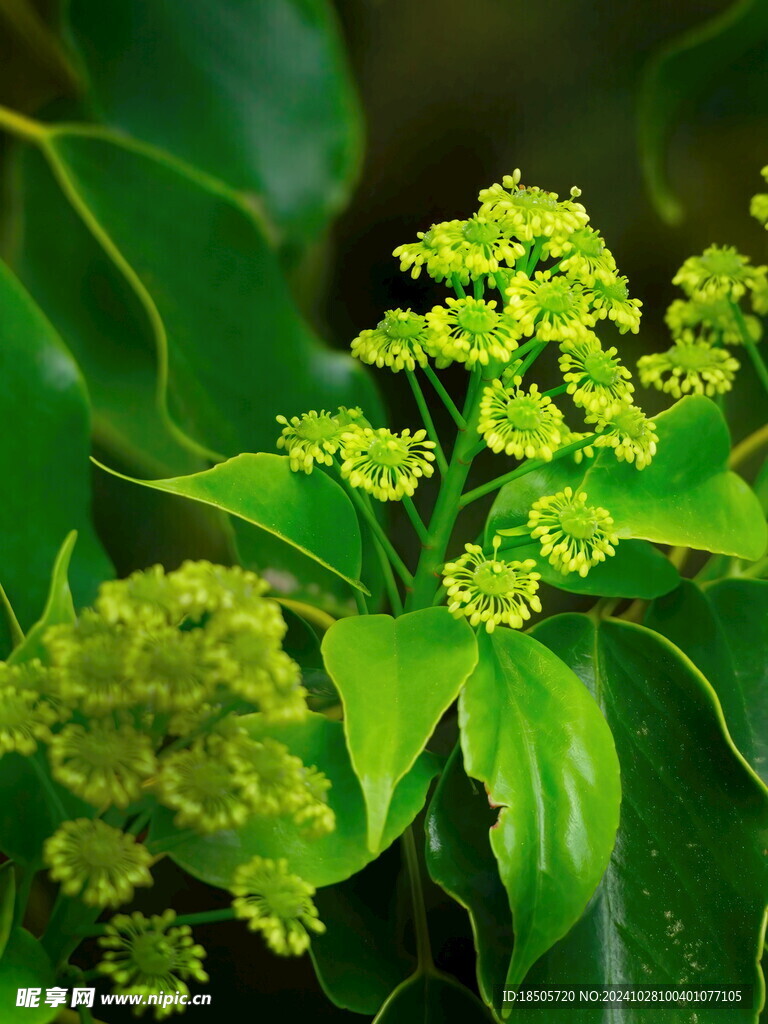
{"left": 638, "top": 209, "right": 768, "bottom": 397}
{"left": 97, "top": 910, "right": 208, "bottom": 1019}
{"left": 442, "top": 537, "right": 542, "bottom": 633}
{"left": 0, "top": 563, "right": 334, "bottom": 911}
{"left": 278, "top": 168, "right": 656, "bottom": 523}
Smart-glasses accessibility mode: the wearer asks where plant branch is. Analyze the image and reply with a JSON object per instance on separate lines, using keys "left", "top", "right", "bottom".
{"left": 730, "top": 422, "right": 768, "bottom": 470}
{"left": 402, "top": 826, "right": 433, "bottom": 970}
{"left": 406, "top": 369, "right": 447, "bottom": 473}
{"left": 731, "top": 301, "right": 768, "bottom": 397}
{"left": 459, "top": 434, "right": 599, "bottom": 508}
{"left": 341, "top": 480, "right": 413, "bottom": 587}
{"left": 422, "top": 364, "right": 466, "bottom": 429}
{"left": 402, "top": 495, "right": 429, "bottom": 545}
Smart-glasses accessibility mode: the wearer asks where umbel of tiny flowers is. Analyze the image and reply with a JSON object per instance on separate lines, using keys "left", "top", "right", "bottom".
{"left": 637, "top": 333, "right": 740, "bottom": 398}
{"left": 351, "top": 309, "right": 431, "bottom": 372}
{"left": 44, "top": 818, "right": 153, "bottom": 907}
{"left": 751, "top": 165, "right": 768, "bottom": 229}
{"left": 505, "top": 270, "right": 594, "bottom": 342}
{"left": 97, "top": 910, "right": 208, "bottom": 1020}
{"left": 0, "top": 672, "right": 58, "bottom": 755}
{"left": 527, "top": 488, "right": 620, "bottom": 577}
{"left": 340, "top": 427, "right": 436, "bottom": 501}
{"left": 587, "top": 401, "right": 658, "bottom": 469}
{"left": 276, "top": 407, "right": 367, "bottom": 473}
{"left": 442, "top": 536, "right": 542, "bottom": 633}
{"left": 559, "top": 334, "right": 634, "bottom": 414}
{"left": 672, "top": 244, "right": 768, "bottom": 303}
{"left": 230, "top": 855, "right": 325, "bottom": 956}
{"left": 478, "top": 377, "right": 564, "bottom": 460}
{"left": 426, "top": 296, "right": 521, "bottom": 367}
{"left": 665, "top": 296, "right": 762, "bottom": 348}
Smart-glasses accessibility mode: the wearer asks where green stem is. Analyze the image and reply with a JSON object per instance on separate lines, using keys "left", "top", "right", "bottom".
{"left": 741, "top": 555, "right": 768, "bottom": 579}
{"left": 402, "top": 495, "right": 429, "bottom": 545}
{"left": 422, "top": 364, "right": 466, "bottom": 429}
{"left": 731, "top": 301, "right": 768, "bottom": 397}
{"left": 13, "top": 866, "right": 36, "bottom": 929}
{"left": 341, "top": 480, "right": 413, "bottom": 587}
{"left": 408, "top": 363, "right": 499, "bottom": 609}
{"left": 353, "top": 589, "right": 368, "bottom": 615}
{"left": 84, "top": 907, "right": 238, "bottom": 937}
{"left": 0, "top": 583, "right": 24, "bottom": 648}
{"left": 459, "top": 434, "right": 599, "bottom": 508}
{"left": 515, "top": 339, "right": 547, "bottom": 378}
{"left": 525, "top": 237, "right": 545, "bottom": 275}
{"left": 543, "top": 383, "right": 568, "bottom": 398}
{"left": 473, "top": 276, "right": 484, "bottom": 300}
{"left": 364, "top": 510, "right": 403, "bottom": 614}
{"left": 451, "top": 273, "right": 466, "bottom": 298}
{"left": 42, "top": 897, "right": 101, "bottom": 968}
{"left": 406, "top": 369, "right": 447, "bottom": 473}
{"left": 31, "top": 750, "right": 67, "bottom": 820}
{"left": 402, "top": 826, "right": 433, "bottom": 969}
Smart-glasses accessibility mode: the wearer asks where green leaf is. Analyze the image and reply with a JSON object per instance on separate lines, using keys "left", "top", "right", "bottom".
{"left": 373, "top": 971, "right": 493, "bottom": 1023}
{"left": 521, "top": 614, "right": 768, "bottom": 1021}
{"left": 425, "top": 743, "right": 513, "bottom": 1010}
{"left": 638, "top": 0, "right": 767, "bottom": 223}
{"left": 488, "top": 397, "right": 767, "bottom": 561}
{"left": 150, "top": 712, "right": 440, "bottom": 889}
{"left": 310, "top": 848, "right": 415, "bottom": 1015}
{"left": 0, "top": 929, "right": 57, "bottom": 1023}
{"left": 32, "top": 125, "right": 378, "bottom": 460}
{"left": 321, "top": 609, "right": 478, "bottom": 850}
{"left": 498, "top": 539, "right": 679, "bottom": 599}
{"left": 66, "top": 0, "right": 363, "bottom": 238}
{"left": 94, "top": 453, "right": 366, "bottom": 592}
{"left": 708, "top": 579, "right": 768, "bottom": 784}
{"left": 645, "top": 578, "right": 768, "bottom": 785}
{"left": 645, "top": 579, "right": 755, "bottom": 767}
{"left": 0, "top": 863, "right": 15, "bottom": 959}
{"left": 0, "top": 259, "right": 112, "bottom": 630}
{"left": 9, "top": 531, "right": 77, "bottom": 666}
{"left": 459, "top": 628, "right": 621, "bottom": 991}
{"left": 15, "top": 143, "right": 201, "bottom": 477}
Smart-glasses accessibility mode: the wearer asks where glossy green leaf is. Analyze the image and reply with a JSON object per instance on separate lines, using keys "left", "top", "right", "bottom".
{"left": 67, "top": 0, "right": 363, "bottom": 238}
{"left": 321, "top": 609, "right": 478, "bottom": 850}
{"left": 150, "top": 712, "right": 440, "bottom": 889}
{"left": 459, "top": 628, "right": 621, "bottom": 990}
{"left": 707, "top": 579, "right": 768, "bottom": 784}
{"left": 9, "top": 531, "right": 77, "bottom": 666}
{"left": 645, "top": 579, "right": 755, "bottom": 767}
{"left": 0, "top": 929, "right": 56, "bottom": 1023}
{"left": 522, "top": 614, "right": 768, "bottom": 1021}
{"left": 497, "top": 538, "right": 679, "bottom": 599}
{"left": 15, "top": 143, "right": 200, "bottom": 477}
{"left": 31, "top": 125, "right": 378, "bottom": 460}
{"left": 638, "top": 0, "right": 766, "bottom": 223}
{"left": 373, "top": 970, "right": 493, "bottom": 1023}
{"left": 425, "top": 743, "right": 513, "bottom": 1009}
{"left": 488, "top": 397, "right": 767, "bottom": 562}
{"left": 95, "top": 453, "right": 366, "bottom": 591}
{"left": 0, "top": 259, "right": 112, "bottom": 629}
{"left": 310, "top": 847, "right": 415, "bottom": 1015}
{"left": 0, "top": 863, "right": 15, "bottom": 960}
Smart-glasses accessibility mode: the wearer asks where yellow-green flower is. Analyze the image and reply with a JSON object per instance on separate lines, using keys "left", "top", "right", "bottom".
{"left": 276, "top": 408, "right": 366, "bottom": 474}
{"left": 665, "top": 296, "right": 761, "bottom": 347}
{"left": 44, "top": 819, "right": 153, "bottom": 907}
{"left": 156, "top": 742, "right": 253, "bottom": 834}
{"left": 425, "top": 297, "right": 520, "bottom": 367}
{"left": 230, "top": 856, "right": 325, "bottom": 956}
{"left": 442, "top": 539, "right": 541, "bottom": 632}
{"left": 477, "top": 378, "right": 564, "bottom": 460}
{"left": 206, "top": 610, "right": 304, "bottom": 717}
{"left": 672, "top": 245, "right": 767, "bottom": 302}
{"left": 351, "top": 309, "right": 431, "bottom": 372}
{"left": 587, "top": 273, "right": 642, "bottom": 333}
{"left": 558, "top": 334, "right": 634, "bottom": 413}
{"left": 129, "top": 628, "right": 214, "bottom": 713}
{"left": 96, "top": 565, "right": 182, "bottom": 629}
{"left": 49, "top": 719, "right": 157, "bottom": 808}
{"left": 392, "top": 225, "right": 469, "bottom": 284}
{"left": 545, "top": 226, "right": 617, "bottom": 283}
{"left": 166, "top": 561, "right": 278, "bottom": 620}
{"left": 506, "top": 270, "right": 594, "bottom": 342}
{"left": 637, "top": 336, "right": 739, "bottom": 398}
{"left": 340, "top": 427, "right": 436, "bottom": 501}
{"left": 429, "top": 214, "right": 525, "bottom": 275}
{"left": 0, "top": 682, "right": 57, "bottom": 756}
{"left": 588, "top": 402, "right": 658, "bottom": 469}
{"left": 751, "top": 166, "right": 768, "bottom": 228}
{"left": 45, "top": 612, "right": 135, "bottom": 714}
{"left": 528, "top": 488, "right": 619, "bottom": 577}
{"left": 98, "top": 910, "right": 208, "bottom": 1020}
{"left": 559, "top": 426, "right": 596, "bottom": 464}
{"left": 478, "top": 170, "right": 589, "bottom": 243}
